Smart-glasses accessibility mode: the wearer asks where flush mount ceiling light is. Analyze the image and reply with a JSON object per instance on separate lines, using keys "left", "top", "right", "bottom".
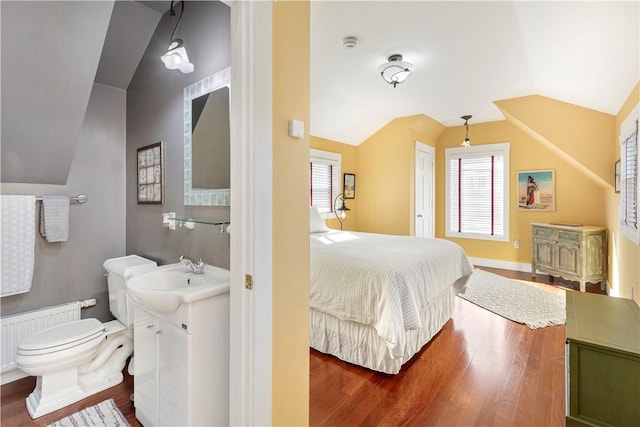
{"left": 160, "top": 0, "right": 194, "bottom": 74}
{"left": 461, "top": 115, "right": 472, "bottom": 147}
{"left": 378, "top": 54, "right": 414, "bottom": 88}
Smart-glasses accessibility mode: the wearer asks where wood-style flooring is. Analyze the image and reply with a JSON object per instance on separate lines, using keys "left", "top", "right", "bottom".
{"left": 1, "top": 268, "right": 605, "bottom": 427}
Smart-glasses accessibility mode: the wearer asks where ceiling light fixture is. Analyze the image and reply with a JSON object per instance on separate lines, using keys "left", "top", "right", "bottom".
{"left": 378, "top": 54, "right": 414, "bottom": 88}
{"left": 461, "top": 115, "right": 472, "bottom": 147}
{"left": 160, "top": 0, "right": 194, "bottom": 74}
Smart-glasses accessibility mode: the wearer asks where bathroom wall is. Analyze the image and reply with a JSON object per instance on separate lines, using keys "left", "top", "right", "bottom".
{"left": 126, "top": 1, "right": 231, "bottom": 268}
{"left": 1, "top": 84, "right": 127, "bottom": 321}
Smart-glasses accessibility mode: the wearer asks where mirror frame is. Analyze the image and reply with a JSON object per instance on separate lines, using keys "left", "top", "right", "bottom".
{"left": 184, "top": 67, "right": 231, "bottom": 206}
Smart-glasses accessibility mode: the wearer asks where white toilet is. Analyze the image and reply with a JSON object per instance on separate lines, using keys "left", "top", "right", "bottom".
{"left": 15, "top": 255, "right": 157, "bottom": 419}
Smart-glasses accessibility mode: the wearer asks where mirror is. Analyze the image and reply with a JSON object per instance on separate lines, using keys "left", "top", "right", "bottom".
{"left": 184, "top": 67, "right": 231, "bottom": 206}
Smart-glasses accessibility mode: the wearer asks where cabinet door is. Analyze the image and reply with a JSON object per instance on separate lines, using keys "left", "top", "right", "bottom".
{"left": 533, "top": 239, "right": 554, "bottom": 270}
{"left": 157, "top": 322, "right": 191, "bottom": 426}
{"left": 585, "top": 233, "right": 606, "bottom": 277}
{"left": 133, "top": 307, "right": 159, "bottom": 426}
{"left": 556, "top": 242, "right": 580, "bottom": 276}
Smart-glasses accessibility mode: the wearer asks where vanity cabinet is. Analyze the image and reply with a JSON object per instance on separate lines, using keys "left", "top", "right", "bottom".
{"left": 531, "top": 223, "right": 607, "bottom": 292}
{"left": 565, "top": 291, "right": 640, "bottom": 426}
{"left": 132, "top": 292, "right": 229, "bottom": 426}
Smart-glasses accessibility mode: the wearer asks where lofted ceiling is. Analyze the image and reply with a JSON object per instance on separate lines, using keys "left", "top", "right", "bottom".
{"left": 310, "top": 1, "right": 640, "bottom": 146}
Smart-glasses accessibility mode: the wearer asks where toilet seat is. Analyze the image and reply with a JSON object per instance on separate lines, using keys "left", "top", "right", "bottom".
{"left": 18, "top": 318, "right": 105, "bottom": 355}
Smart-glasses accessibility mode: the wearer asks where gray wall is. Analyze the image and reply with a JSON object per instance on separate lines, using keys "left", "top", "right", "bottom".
{"left": 1, "top": 84, "right": 127, "bottom": 321}
{"left": 126, "top": 1, "right": 231, "bottom": 268}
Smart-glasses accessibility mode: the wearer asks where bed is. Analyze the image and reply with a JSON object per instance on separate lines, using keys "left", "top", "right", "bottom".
{"left": 309, "top": 208, "right": 473, "bottom": 374}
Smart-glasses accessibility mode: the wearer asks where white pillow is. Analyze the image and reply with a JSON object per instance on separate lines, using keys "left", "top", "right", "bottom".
{"left": 310, "top": 206, "right": 330, "bottom": 233}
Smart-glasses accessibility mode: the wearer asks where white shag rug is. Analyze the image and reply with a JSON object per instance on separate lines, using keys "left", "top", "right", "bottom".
{"left": 458, "top": 269, "right": 566, "bottom": 329}
{"left": 46, "top": 398, "right": 130, "bottom": 427}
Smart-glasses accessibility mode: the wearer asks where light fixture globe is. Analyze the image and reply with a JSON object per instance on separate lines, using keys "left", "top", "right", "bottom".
{"left": 161, "top": 38, "right": 194, "bottom": 73}
{"left": 379, "top": 54, "right": 414, "bottom": 88}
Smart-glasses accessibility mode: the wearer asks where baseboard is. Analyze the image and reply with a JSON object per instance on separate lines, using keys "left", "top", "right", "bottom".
{"left": 1, "top": 368, "right": 27, "bottom": 385}
{"left": 469, "top": 257, "right": 532, "bottom": 274}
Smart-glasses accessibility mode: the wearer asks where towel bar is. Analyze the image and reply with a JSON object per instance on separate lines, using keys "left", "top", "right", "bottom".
{"left": 35, "top": 194, "right": 88, "bottom": 204}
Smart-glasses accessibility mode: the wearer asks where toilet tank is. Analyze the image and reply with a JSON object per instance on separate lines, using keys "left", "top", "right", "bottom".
{"left": 103, "top": 255, "right": 157, "bottom": 327}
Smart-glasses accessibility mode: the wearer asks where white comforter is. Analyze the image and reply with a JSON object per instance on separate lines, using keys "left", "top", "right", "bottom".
{"left": 310, "top": 230, "right": 473, "bottom": 357}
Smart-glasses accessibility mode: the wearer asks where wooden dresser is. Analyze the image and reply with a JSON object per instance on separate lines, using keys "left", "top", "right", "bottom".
{"left": 565, "top": 291, "right": 640, "bottom": 426}
{"left": 531, "top": 223, "right": 607, "bottom": 292}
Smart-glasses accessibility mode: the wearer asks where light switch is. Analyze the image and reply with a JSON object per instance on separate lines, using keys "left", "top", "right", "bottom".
{"left": 289, "top": 119, "right": 304, "bottom": 138}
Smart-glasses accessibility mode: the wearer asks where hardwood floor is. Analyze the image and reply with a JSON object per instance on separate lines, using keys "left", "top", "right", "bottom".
{"left": 309, "top": 268, "right": 605, "bottom": 427}
{"left": 1, "top": 269, "right": 605, "bottom": 426}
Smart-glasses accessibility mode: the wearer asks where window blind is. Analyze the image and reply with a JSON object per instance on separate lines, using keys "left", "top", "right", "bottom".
{"left": 448, "top": 152, "right": 504, "bottom": 238}
{"left": 622, "top": 120, "right": 638, "bottom": 230}
{"left": 309, "top": 149, "right": 340, "bottom": 213}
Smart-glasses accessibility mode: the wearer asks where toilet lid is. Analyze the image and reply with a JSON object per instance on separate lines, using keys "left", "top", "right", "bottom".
{"left": 19, "top": 318, "right": 105, "bottom": 353}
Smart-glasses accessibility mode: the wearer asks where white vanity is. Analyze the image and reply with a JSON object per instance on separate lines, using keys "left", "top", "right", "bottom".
{"left": 127, "top": 263, "right": 230, "bottom": 426}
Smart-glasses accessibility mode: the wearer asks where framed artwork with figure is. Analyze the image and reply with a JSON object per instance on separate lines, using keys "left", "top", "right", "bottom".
{"left": 517, "top": 169, "right": 555, "bottom": 211}
{"left": 137, "top": 142, "right": 164, "bottom": 204}
{"left": 343, "top": 173, "right": 356, "bottom": 199}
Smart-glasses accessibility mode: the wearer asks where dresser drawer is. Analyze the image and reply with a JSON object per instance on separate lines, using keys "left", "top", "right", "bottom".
{"left": 532, "top": 226, "right": 553, "bottom": 238}
{"left": 557, "top": 230, "right": 581, "bottom": 243}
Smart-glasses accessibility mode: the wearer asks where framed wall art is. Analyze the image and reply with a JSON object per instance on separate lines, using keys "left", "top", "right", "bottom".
{"left": 517, "top": 169, "right": 555, "bottom": 211}
{"left": 137, "top": 141, "right": 164, "bottom": 204}
{"left": 343, "top": 173, "right": 356, "bottom": 199}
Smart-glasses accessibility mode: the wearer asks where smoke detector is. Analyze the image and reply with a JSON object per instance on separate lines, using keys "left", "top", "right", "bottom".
{"left": 342, "top": 36, "right": 358, "bottom": 48}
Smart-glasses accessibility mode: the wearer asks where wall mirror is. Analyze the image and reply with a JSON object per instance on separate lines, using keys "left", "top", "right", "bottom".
{"left": 184, "top": 67, "right": 231, "bottom": 206}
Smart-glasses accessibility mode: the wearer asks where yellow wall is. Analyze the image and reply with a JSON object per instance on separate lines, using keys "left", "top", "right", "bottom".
{"left": 607, "top": 81, "right": 639, "bottom": 303}
{"left": 435, "top": 118, "right": 608, "bottom": 264}
{"left": 356, "top": 114, "right": 446, "bottom": 234}
{"left": 272, "top": 1, "right": 310, "bottom": 425}
{"left": 310, "top": 136, "right": 358, "bottom": 230}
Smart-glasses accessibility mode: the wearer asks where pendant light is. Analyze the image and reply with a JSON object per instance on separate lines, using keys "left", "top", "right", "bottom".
{"left": 461, "top": 115, "right": 472, "bottom": 147}
{"left": 160, "top": 0, "right": 194, "bottom": 74}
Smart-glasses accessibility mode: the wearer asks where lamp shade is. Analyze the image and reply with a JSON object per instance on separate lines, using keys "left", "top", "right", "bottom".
{"left": 161, "top": 38, "right": 194, "bottom": 73}
{"left": 378, "top": 54, "right": 414, "bottom": 88}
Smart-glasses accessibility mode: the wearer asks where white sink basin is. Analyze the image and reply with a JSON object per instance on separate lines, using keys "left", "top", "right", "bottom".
{"left": 127, "top": 263, "right": 230, "bottom": 314}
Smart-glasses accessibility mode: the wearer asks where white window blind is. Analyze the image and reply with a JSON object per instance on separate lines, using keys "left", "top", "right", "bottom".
{"left": 309, "top": 149, "right": 340, "bottom": 214}
{"left": 620, "top": 115, "right": 639, "bottom": 243}
{"left": 445, "top": 143, "right": 510, "bottom": 241}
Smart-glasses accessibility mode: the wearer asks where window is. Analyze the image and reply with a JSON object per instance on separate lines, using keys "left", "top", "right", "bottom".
{"left": 445, "top": 143, "right": 510, "bottom": 241}
{"left": 310, "top": 149, "right": 341, "bottom": 215}
{"left": 620, "top": 107, "right": 639, "bottom": 244}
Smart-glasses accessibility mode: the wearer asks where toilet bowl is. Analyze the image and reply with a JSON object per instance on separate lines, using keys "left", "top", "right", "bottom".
{"left": 15, "top": 255, "right": 157, "bottom": 419}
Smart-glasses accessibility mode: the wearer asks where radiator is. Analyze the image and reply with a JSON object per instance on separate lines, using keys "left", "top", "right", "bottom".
{"left": 1, "top": 301, "right": 81, "bottom": 384}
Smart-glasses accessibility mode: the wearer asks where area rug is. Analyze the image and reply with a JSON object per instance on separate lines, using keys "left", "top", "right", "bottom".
{"left": 46, "top": 398, "right": 130, "bottom": 427}
{"left": 458, "top": 269, "right": 566, "bottom": 329}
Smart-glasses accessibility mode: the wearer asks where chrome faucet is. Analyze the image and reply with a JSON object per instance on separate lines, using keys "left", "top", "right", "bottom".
{"left": 180, "top": 255, "right": 205, "bottom": 274}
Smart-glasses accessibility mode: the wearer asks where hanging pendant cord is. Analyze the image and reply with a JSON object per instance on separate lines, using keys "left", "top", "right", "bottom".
{"left": 168, "top": 0, "right": 185, "bottom": 45}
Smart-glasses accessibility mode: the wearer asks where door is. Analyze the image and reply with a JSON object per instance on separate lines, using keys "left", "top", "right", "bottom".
{"left": 415, "top": 141, "right": 435, "bottom": 238}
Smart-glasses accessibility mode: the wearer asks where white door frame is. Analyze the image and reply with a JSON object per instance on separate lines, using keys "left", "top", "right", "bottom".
{"left": 415, "top": 141, "right": 435, "bottom": 238}
{"left": 229, "top": 2, "right": 272, "bottom": 425}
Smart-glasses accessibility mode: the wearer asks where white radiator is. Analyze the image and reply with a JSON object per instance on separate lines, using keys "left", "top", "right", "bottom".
{"left": 1, "top": 301, "right": 81, "bottom": 384}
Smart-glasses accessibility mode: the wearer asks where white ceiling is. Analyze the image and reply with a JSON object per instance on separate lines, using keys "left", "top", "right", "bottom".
{"left": 310, "top": 1, "right": 640, "bottom": 145}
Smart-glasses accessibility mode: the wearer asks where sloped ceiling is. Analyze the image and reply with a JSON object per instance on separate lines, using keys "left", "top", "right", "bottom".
{"left": 310, "top": 1, "right": 639, "bottom": 145}
{"left": 1, "top": 1, "right": 162, "bottom": 184}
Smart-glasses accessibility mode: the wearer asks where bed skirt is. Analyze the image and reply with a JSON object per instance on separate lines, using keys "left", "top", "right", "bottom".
{"left": 310, "top": 285, "right": 456, "bottom": 375}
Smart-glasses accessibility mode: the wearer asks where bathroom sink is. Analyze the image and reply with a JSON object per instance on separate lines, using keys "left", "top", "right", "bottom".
{"left": 126, "top": 263, "right": 230, "bottom": 314}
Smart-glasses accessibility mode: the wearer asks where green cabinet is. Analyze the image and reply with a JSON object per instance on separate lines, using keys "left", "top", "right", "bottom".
{"left": 565, "top": 291, "right": 640, "bottom": 426}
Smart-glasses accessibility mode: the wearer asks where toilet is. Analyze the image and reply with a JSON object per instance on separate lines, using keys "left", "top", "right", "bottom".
{"left": 15, "top": 255, "right": 157, "bottom": 419}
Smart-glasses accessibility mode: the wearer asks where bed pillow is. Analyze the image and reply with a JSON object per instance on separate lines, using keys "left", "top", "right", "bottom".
{"left": 310, "top": 206, "right": 330, "bottom": 233}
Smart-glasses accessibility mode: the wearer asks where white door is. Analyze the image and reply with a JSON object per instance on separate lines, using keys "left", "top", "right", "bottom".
{"left": 415, "top": 141, "right": 435, "bottom": 238}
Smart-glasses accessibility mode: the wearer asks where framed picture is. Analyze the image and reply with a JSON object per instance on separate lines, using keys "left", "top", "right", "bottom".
{"left": 343, "top": 173, "right": 356, "bottom": 199}
{"left": 614, "top": 159, "right": 621, "bottom": 193}
{"left": 517, "top": 169, "right": 555, "bottom": 211}
{"left": 137, "top": 142, "right": 164, "bottom": 204}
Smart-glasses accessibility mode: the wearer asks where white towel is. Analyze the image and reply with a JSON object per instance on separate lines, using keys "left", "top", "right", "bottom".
{"left": 1, "top": 195, "right": 36, "bottom": 296}
{"left": 39, "top": 195, "right": 70, "bottom": 242}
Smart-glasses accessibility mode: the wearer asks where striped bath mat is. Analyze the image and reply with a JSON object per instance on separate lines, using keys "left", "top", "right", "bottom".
{"left": 46, "top": 398, "right": 129, "bottom": 427}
